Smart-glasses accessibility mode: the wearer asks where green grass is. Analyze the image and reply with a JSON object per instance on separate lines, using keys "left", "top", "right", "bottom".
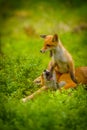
{"left": 0, "top": 0, "right": 87, "bottom": 130}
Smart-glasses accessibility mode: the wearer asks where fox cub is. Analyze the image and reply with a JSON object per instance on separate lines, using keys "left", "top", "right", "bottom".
{"left": 40, "top": 34, "right": 77, "bottom": 83}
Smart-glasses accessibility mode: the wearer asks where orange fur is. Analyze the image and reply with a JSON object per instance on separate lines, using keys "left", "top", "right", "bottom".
{"left": 58, "top": 67, "right": 87, "bottom": 89}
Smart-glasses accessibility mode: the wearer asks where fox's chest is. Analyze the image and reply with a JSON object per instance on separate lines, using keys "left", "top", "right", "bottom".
{"left": 53, "top": 52, "right": 68, "bottom": 73}
{"left": 57, "top": 61, "right": 68, "bottom": 73}
{"left": 53, "top": 49, "right": 67, "bottom": 61}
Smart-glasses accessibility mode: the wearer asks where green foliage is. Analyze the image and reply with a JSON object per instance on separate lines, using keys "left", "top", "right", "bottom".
{"left": 0, "top": 0, "right": 87, "bottom": 130}
{"left": 0, "top": 87, "right": 87, "bottom": 130}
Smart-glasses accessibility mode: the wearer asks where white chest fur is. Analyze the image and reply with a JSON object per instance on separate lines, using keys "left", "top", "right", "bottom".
{"left": 53, "top": 46, "right": 67, "bottom": 62}
{"left": 52, "top": 43, "right": 69, "bottom": 73}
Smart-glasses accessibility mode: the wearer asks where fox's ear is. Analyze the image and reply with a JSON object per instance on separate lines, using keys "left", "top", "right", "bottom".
{"left": 40, "top": 34, "right": 47, "bottom": 38}
{"left": 52, "top": 34, "right": 58, "bottom": 42}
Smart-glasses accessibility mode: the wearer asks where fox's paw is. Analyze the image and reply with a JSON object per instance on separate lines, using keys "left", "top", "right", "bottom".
{"left": 59, "top": 81, "right": 66, "bottom": 88}
{"left": 22, "top": 98, "right": 27, "bottom": 103}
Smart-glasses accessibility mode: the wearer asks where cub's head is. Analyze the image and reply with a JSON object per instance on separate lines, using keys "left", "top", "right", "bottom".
{"left": 41, "top": 69, "right": 66, "bottom": 90}
{"left": 41, "top": 69, "right": 57, "bottom": 89}
{"left": 40, "top": 34, "right": 58, "bottom": 53}
{"left": 43, "top": 69, "right": 53, "bottom": 81}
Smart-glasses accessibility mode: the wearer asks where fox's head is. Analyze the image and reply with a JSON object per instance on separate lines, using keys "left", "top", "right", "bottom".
{"left": 40, "top": 34, "right": 58, "bottom": 53}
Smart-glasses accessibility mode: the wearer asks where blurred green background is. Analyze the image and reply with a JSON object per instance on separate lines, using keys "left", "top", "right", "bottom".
{"left": 0, "top": 0, "right": 87, "bottom": 130}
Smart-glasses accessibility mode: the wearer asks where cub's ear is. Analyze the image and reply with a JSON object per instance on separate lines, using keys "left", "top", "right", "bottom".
{"left": 40, "top": 34, "right": 47, "bottom": 38}
{"left": 52, "top": 34, "right": 58, "bottom": 42}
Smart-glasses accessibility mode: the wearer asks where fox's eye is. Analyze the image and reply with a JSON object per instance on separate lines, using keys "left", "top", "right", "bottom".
{"left": 47, "top": 44, "right": 50, "bottom": 47}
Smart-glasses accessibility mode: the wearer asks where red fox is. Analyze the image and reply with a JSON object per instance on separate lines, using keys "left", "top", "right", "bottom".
{"left": 22, "top": 67, "right": 87, "bottom": 102}
{"left": 40, "top": 34, "right": 77, "bottom": 83}
{"left": 41, "top": 67, "right": 87, "bottom": 90}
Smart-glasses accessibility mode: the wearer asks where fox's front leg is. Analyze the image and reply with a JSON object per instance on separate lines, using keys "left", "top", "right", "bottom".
{"left": 22, "top": 86, "right": 48, "bottom": 102}
{"left": 47, "top": 60, "right": 56, "bottom": 73}
{"left": 68, "top": 61, "right": 77, "bottom": 83}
